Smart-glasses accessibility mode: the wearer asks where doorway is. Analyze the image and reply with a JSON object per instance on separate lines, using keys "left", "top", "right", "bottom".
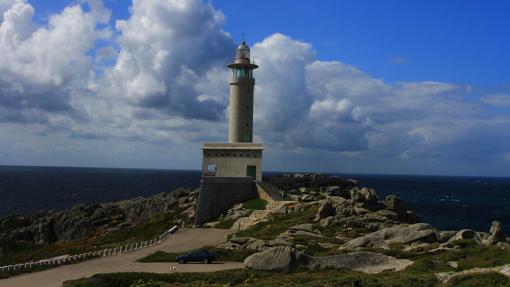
{"left": 246, "top": 165, "right": 256, "bottom": 179}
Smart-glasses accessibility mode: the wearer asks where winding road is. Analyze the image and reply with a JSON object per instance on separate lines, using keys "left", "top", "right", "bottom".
{"left": 0, "top": 228, "right": 243, "bottom": 287}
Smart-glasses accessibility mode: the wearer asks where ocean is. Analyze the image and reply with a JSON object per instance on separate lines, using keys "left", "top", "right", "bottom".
{"left": 0, "top": 166, "right": 509, "bottom": 232}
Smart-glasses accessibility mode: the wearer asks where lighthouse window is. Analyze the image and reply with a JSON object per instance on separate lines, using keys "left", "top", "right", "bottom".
{"left": 207, "top": 164, "right": 217, "bottom": 175}
{"left": 233, "top": 68, "right": 252, "bottom": 79}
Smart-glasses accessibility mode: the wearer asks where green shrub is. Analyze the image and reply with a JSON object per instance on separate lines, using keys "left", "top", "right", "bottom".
{"left": 242, "top": 199, "right": 268, "bottom": 210}
{"left": 447, "top": 272, "right": 510, "bottom": 287}
{"left": 215, "top": 218, "right": 237, "bottom": 229}
{"left": 138, "top": 247, "right": 255, "bottom": 263}
{"left": 63, "top": 270, "right": 440, "bottom": 287}
{"left": 129, "top": 279, "right": 160, "bottom": 287}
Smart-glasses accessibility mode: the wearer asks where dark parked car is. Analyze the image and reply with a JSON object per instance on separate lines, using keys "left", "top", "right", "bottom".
{"left": 176, "top": 250, "right": 216, "bottom": 264}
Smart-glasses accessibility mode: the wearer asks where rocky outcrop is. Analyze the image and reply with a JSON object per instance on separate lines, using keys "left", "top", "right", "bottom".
{"left": 437, "top": 263, "right": 510, "bottom": 284}
{"left": 351, "top": 187, "right": 378, "bottom": 203}
{"left": 0, "top": 188, "right": 199, "bottom": 246}
{"left": 314, "top": 200, "right": 335, "bottom": 222}
{"left": 341, "top": 223, "right": 439, "bottom": 250}
{"left": 384, "top": 195, "right": 407, "bottom": 217}
{"left": 266, "top": 173, "right": 357, "bottom": 193}
{"left": 244, "top": 246, "right": 306, "bottom": 273}
{"left": 485, "top": 221, "right": 504, "bottom": 246}
{"left": 217, "top": 203, "right": 252, "bottom": 222}
{"left": 435, "top": 221, "right": 507, "bottom": 248}
{"left": 244, "top": 247, "right": 413, "bottom": 274}
{"left": 308, "top": 252, "right": 414, "bottom": 273}
{"left": 305, "top": 187, "right": 420, "bottom": 232}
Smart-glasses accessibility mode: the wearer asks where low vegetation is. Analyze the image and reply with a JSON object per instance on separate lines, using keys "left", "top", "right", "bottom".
{"left": 235, "top": 206, "right": 317, "bottom": 240}
{"left": 241, "top": 198, "right": 267, "bottom": 210}
{"left": 213, "top": 218, "right": 236, "bottom": 229}
{"left": 138, "top": 247, "right": 255, "bottom": 263}
{"left": 377, "top": 239, "right": 510, "bottom": 273}
{"left": 62, "top": 269, "right": 510, "bottom": 287}
{"left": 0, "top": 213, "right": 176, "bottom": 267}
{"left": 445, "top": 272, "right": 510, "bottom": 287}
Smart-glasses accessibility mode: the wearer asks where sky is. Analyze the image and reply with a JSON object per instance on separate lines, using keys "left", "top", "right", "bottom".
{"left": 0, "top": 0, "right": 509, "bottom": 176}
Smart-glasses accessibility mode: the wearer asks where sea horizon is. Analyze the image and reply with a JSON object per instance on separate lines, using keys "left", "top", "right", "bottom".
{"left": 1, "top": 164, "right": 508, "bottom": 180}
{"left": 0, "top": 165, "right": 509, "bottom": 233}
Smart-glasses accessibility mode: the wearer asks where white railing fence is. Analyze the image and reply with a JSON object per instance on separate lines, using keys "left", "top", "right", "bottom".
{"left": 0, "top": 225, "right": 179, "bottom": 274}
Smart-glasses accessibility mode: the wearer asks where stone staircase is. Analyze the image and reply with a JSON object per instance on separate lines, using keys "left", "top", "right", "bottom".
{"left": 256, "top": 181, "right": 291, "bottom": 201}
{"left": 266, "top": 200, "right": 295, "bottom": 211}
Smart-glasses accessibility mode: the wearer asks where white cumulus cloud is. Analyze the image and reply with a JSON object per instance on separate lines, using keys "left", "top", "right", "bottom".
{"left": 0, "top": 0, "right": 509, "bottom": 175}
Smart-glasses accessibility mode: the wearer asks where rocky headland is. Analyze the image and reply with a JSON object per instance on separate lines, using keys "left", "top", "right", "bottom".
{"left": 0, "top": 187, "right": 198, "bottom": 263}
{"left": 2, "top": 173, "right": 510, "bottom": 286}
{"left": 210, "top": 174, "right": 509, "bottom": 276}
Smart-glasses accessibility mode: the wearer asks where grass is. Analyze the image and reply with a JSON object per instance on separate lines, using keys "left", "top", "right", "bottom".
{"left": 242, "top": 199, "right": 268, "bottom": 210}
{"left": 60, "top": 269, "right": 510, "bottom": 287}
{"left": 138, "top": 247, "right": 256, "bottom": 263}
{"left": 446, "top": 272, "right": 510, "bottom": 287}
{"left": 0, "top": 213, "right": 179, "bottom": 267}
{"left": 62, "top": 269, "right": 443, "bottom": 287}
{"left": 317, "top": 223, "right": 370, "bottom": 239}
{"left": 357, "top": 239, "right": 510, "bottom": 275}
{"left": 234, "top": 206, "right": 317, "bottom": 240}
{"left": 412, "top": 241, "right": 510, "bottom": 272}
{"left": 214, "top": 218, "right": 237, "bottom": 229}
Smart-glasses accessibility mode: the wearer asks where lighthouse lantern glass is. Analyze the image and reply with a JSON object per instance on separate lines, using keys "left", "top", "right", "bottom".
{"left": 233, "top": 68, "right": 253, "bottom": 79}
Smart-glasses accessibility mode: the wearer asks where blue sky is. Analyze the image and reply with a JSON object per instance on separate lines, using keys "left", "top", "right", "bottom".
{"left": 0, "top": 0, "right": 509, "bottom": 176}
{"left": 216, "top": 0, "right": 510, "bottom": 86}
{"left": 27, "top": 0, "right": 510, "bottom": 86}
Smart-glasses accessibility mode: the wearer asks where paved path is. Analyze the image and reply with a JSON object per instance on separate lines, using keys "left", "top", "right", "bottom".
{"left": 0, "top": 228, "right": 243, "bottom": 287}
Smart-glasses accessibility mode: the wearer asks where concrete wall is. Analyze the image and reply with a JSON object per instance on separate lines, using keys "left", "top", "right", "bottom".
{"left": 202, "top": 147, "right": 262, "bottom": 181}
{"left": 194, "top": 177, "right": 257, "bottom": 225}
{"left": 228, "top": 77, "right": 255, "bottom": 143}
{"left": 256, "top": 182, "right": 289, "bottom": 201}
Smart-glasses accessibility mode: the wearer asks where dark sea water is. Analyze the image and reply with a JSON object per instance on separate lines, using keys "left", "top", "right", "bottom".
{"left": 0, "top": 166, "right": 509, "bottom": 232}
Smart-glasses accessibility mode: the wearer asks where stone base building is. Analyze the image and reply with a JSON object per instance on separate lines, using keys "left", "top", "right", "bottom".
{"left": 201, "top": 143, "right": 263, "bottom": 181}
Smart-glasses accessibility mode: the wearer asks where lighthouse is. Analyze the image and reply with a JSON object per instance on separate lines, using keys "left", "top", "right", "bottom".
{"left": 195, "top": 41, "right": 264, "bottom": 225}
{"left": 199, "top": 41, "right": 263, "bottom": 182}
{"left": 227, "top": 41, "right": 258, "bottom": 143}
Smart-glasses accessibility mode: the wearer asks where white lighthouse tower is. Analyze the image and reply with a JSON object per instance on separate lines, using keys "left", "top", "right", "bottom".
{"left": 200, "top": 41, "right": 263, "bottom": 181}
{"left": 227, "top": 41, "right": 258, "bottom": 143}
